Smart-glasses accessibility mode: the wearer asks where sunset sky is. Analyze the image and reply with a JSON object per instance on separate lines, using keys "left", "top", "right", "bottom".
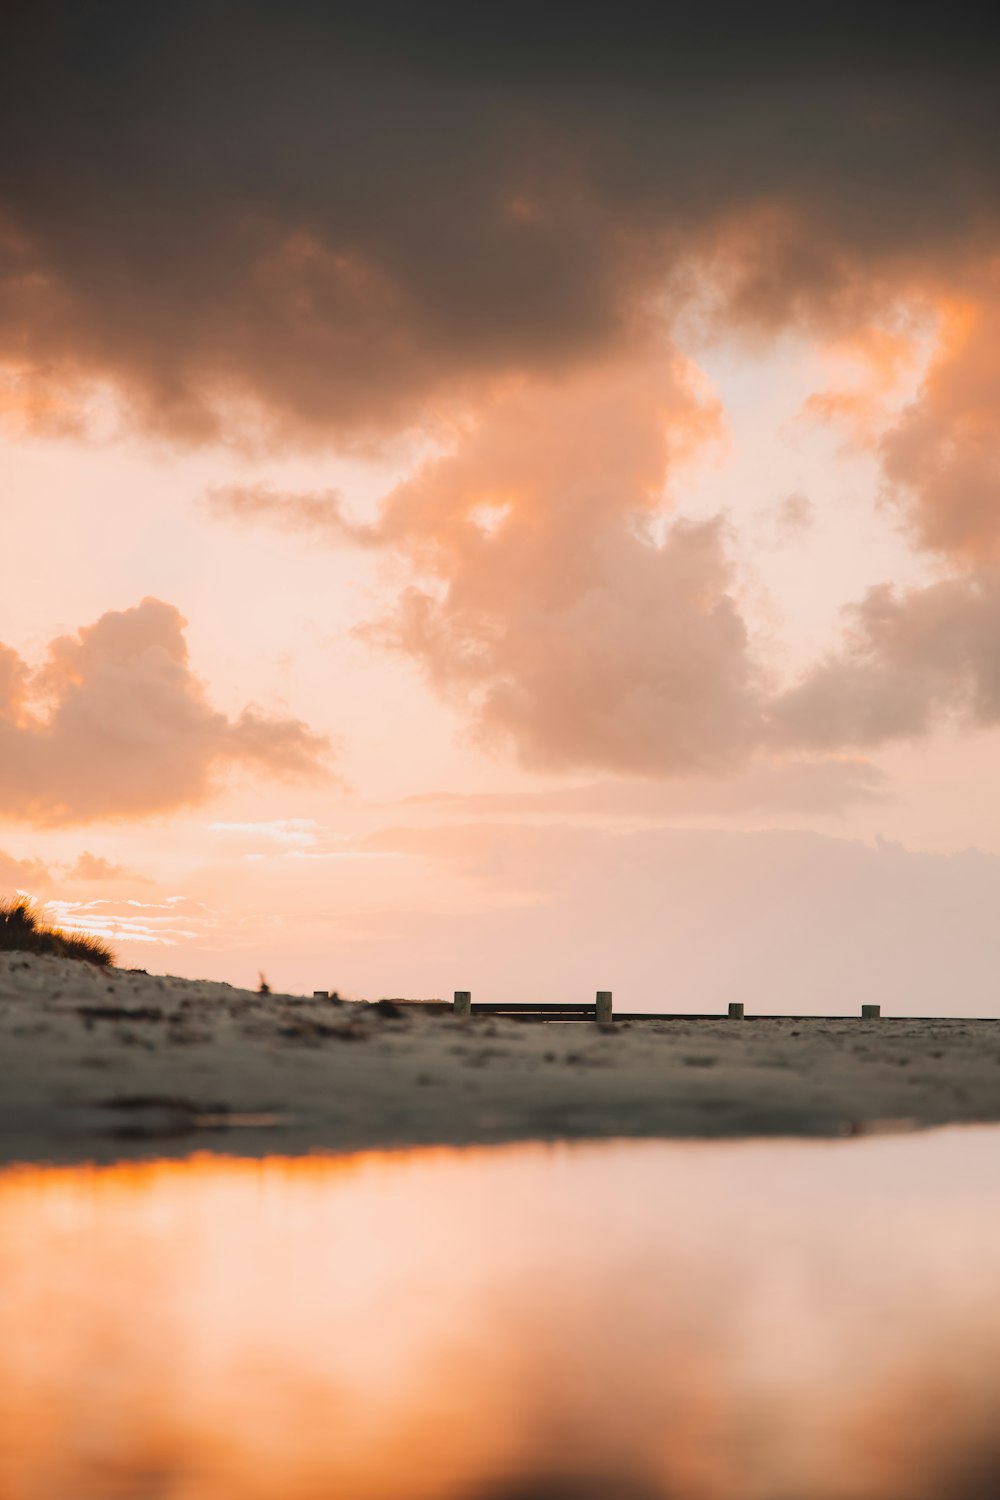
{"left": 3, "top": 4, "right": 1000, "bottom": 1011}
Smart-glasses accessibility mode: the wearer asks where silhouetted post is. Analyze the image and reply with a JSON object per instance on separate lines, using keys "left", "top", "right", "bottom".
{"left": 596, "top": 991, "right": 613, "bottom": 1024}
{"left": 728, "top": 1002, "right": 745, "bottom": 1019}
{"left": 313, "top": 990, "right": 328, "bottom": 1000}
{"left": 861, "top": 1004, "right": 881, "bottom": 1019}
{"left": 453, "top": 990, "right": 472, "bottom": 1017}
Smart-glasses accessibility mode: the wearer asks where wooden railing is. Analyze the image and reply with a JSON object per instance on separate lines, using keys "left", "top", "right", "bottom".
{"left": 316, "top": 991, "right": 889, "bottom": 1022}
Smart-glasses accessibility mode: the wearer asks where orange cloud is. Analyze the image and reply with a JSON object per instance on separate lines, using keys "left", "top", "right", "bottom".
{"left": 800, "top": 320, "right": 926, "bottom": 446}
{"left": 217, "top": 351, "right": 771, "bottom": 776}
{"left": 0, "top": 848, "right": 52, "bottom": 893}
{"left": 880, "top": 282, "right": 1000, "bottom": 561}
{"left": 213, "top": 305, "right": 1000, "bottom": 779}
{"left": 67, "top": 852, "right": 137, "bottom": 882}
{"left": 371, "top": 354, "right": 760, "bottom": 776}
{"left": 0, "top": 364, "right": 88, "bottom": 440}
{"left": 0, "top": 599, "right": 330, "bottom": 825}
{"left": 748, "top": 268, "right": 1000, "bottom": 754}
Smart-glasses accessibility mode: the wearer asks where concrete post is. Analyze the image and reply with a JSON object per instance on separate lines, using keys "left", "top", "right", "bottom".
{"left": 728, "top": 1002, "right": 744, "bottom": 1019}
{"left": 595, "top": 991, "right": 613, "bottom": 1024}
{"left": 861, "top": 1004, "right": 881, "bottom": 1019}
{"left": 453, "top": 990, "right": 472, "bottom": 1017}
{"left": 313, "top": 990, "right": 328, "bottom": 1000}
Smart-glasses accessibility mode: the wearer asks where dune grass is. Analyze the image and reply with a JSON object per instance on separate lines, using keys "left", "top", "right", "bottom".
{"left": 0, "top": 898, "right": 116, "bottom": 967}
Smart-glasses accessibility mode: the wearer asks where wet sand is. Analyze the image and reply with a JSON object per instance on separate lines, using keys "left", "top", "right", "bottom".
{"left": 3, "top": 951, "right": 1000, "bottom": 1164}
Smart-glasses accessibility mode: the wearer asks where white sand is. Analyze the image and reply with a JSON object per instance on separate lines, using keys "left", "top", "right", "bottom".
{"left": 3, "top": 952, "right": 1000, "bottom": 1163}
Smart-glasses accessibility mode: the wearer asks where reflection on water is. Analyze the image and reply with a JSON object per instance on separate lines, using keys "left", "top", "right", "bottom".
{"left": 2, "top": 1134, "right": 1000, "bottom": 1498}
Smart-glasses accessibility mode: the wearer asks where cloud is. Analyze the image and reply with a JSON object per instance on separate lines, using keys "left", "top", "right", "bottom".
{"left": 343, "top": 351, "right": 770, "bottom": 776}
{"left": 40, "top": 894, "right": 221, "bottom": 949}
{"left": 215, "top": 349, "right": 768, "bottom": 776}
{"left": 753, "top": 491, "right": 816, "bottom": 547}
{"left": 799, "top": 276, "right": 1000, "bottom": 567}
{"left": 0, "top": 598, "right": 330, "bottom": 825}
{"left": 0, "top": 848, "right": 52, "bottom": 893}
{"left": 212, "top": 336, "right": 1000, "bottom": 779}
{"left": 798, "top": 317, "right": 926, "bottom": 448}
{"left": 209, "top": 819, "right": 322, "bottom": 847}
{"left": 205, "top": 485, "right": 365, "bottom": 542}
{"left": 879, "top": 285, "right": 1000, "bottom": 561}
{"left": 773, "top": 493, "right": 815, "bottom": 536}
{"left": 771, "top": 573, "right": 1000, "bottom": 748}
{"left": 1, "top": 6, "right": 999, "bottom": 443}
{"left": 402, "top": 758, "right": 889, "bottom": 819}
{"left": 10, "top": 6, "right": 1000, "bottom": 789}
{"left": 212, "top": 336, "right": 1000, "bottom": 780}
{"left": 385, "top": 514, "right": 762, "bottom": 777}
{"left": 67, "top": 852, "right": 138, "bottom": 882}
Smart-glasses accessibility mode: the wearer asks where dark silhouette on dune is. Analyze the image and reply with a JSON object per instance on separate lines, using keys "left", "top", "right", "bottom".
{"left": 0, "top": 898, "right": 115, "bottom": 966}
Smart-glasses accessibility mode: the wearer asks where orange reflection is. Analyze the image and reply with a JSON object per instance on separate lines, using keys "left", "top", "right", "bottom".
{"left": 3, "top": 1136, "right": 1000, "bottom": 1499}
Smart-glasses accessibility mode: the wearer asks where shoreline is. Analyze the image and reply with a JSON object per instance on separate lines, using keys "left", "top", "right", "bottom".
{"left": 4, "top": 952, "right": 1000, "bottom": 1166}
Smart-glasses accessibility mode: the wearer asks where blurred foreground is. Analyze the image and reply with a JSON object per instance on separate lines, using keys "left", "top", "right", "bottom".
{"left": 3, "top": 1133, "right": 1000, "bottom": 1498}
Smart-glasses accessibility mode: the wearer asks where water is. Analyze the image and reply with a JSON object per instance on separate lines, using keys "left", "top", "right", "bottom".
{"left": 2, "top": 1132, "right": 1000, "bottom": 1498}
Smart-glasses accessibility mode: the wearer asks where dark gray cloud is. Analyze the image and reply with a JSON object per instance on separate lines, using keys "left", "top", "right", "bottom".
{"left": 2, "top": 2, "right": 999, "bottom": 442}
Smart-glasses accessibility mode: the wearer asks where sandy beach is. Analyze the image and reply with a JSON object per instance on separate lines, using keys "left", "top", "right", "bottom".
{"left": 4, "top": 952, "right": 1000, "bottom": 1165}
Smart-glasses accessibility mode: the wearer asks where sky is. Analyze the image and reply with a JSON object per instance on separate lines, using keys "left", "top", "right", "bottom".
{"left": 3, "top": 2, "right": 1000, "bottom": 1011}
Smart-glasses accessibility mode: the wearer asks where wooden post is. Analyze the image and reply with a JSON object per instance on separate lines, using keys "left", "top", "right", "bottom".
{"left": 313, "top": 990, "right": 328, "bottom": 1000}
{"left": 595, "top": 991, "right": 613, "bottom": 1024}
{"left": 861, "top": 1004, "right": 881, "bottom": 1019}
{"left": 453, "top": 990, "right": 472, "bottom": 1017}
{"left": 728, "top": 1002, "right": 744, "bottom": 1019}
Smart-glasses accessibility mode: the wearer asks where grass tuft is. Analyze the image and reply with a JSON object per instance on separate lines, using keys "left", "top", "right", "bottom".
{"left": 0, "top": 897, "right": 116, "bottom": 967}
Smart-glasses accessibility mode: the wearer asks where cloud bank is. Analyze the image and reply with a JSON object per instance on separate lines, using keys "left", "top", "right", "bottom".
{"left": 2, "top": 4, "right": 999, "bottom": 443}
{"left": 6, "top": 4, "right": 1000, "bottom": 796}
{"left": 216, "top": 338, "right": 1000, "bottom": 777}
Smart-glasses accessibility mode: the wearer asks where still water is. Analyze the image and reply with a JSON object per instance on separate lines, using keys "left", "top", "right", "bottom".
{"left": 2, "top": 1132, "right": 1000, "bottom": 1499}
